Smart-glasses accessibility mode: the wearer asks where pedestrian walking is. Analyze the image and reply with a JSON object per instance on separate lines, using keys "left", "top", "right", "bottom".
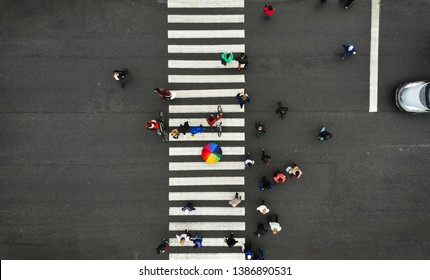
{"left": 229, "top": 192, "right": 242, "bottom": 207}
{"left": 261, "top": 149, "right": 271, "bottom": 165}
{"left": 205, "top": 113, "right": 223, "bottom": 131}
{"left": 256, "top": 247, "right": 265, "bottom": 260}
{"left": 181, "top": 202, "right": 196, "bottom": 214}
{"left": 235, "top": 53, "right": 248, "bottom": 71}
{"left": 221, "top": 51, "right": 234, "bottom": 66}
{"left": 273, "top": 171, "right": 286, "bottom": 184}
{"left": 263, "top": 5, "right": 276, "bottom": 20}
{"left": 191, "top": 233, "right": 203, "bottom": 248}
{"left": 259, "top": 176, "right": 274, "bottom": 191}
{"left": 256, "top": 123, "right": 267, "bottom": 137}
{"left": 224, "top": 233, "right": 238, "bottom": 248}
{"left": 244, "top": 152, "right": 255, "bottom": 168}
{"left": 286, "top": 164, "right": 303, "bottom": 179}
{"left": 276, "top": 102, "right": 289, "bottom": 120}
{"left": 255, "top": 223, "right": 269, "bottom": 237}
{"left": 176, "top": 228, "right": 191, "bottom": 245}
{"left": 268, "top": 215, "right": 282, "bottom": 235}
{"left": 178, "top": 121, "right": 190, "bottom": 136}
{"left": 256, "top": 200, "right": 270, "bottom": 215}
{"left": 344, "top": 0, "right": 355, "bottom": 9}
{"left": 341, "top": 44, "right": 357, "bottom": 60}
{"left": 170, "top": 128, "right": 180, "bottom": 139}
{"left": 242, "top": 243, "right": 255, "bottom": 260}
{"left": 146, "top": 120, "right": 159, "bottom": 130}
{"left": 190, "top": 124, "right": 204, "bottom": 137}
{"left": 319, "top": 126, "right": 333, "bottom": 142}
{"left": 154, "top": 86, "right": 175, "bottom": 101}
{"left": 155, "top": 238, "right": 169, "bottom": 255}
{"left": 236, "top": 91, "right": 250, "bottom": 108}
{"left": 321, "top": 0, "right": 327, "bottom": 3}
{"left": 113, "top": 69, "right": 128, "bottom": 88}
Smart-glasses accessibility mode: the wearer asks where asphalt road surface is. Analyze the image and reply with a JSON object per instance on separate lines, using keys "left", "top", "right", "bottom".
{"left": 0, "top": 0, "right": 429, "bottom": 260}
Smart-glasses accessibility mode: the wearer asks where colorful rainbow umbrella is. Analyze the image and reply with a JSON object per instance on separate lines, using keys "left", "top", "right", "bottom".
{"left": 202, "top": 143, "right": 223, "bottom": 164}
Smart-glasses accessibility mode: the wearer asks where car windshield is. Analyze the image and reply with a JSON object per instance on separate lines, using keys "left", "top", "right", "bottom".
{"left": 425, "top": 84, "right": 430, "bottom": 108}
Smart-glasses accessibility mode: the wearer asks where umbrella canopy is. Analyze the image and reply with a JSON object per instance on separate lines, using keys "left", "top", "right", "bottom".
{"left": 202, "top": 143, "right": 223, "bottom": 164}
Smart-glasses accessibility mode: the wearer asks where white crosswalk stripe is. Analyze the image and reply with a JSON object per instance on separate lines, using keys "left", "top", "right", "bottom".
{"left": 170, "top": 253, "right": 244, "bottom": 260}
{"left": 170, "top": 88, "right": 243, "bottom": 98}
{"left": 169, "top": 133, "right": 245, "bottom": 141}
{"left": 169, "top": 74, "right": 245, "bottom": 83}
{"left": 169, "top": 118, "right": 244, "bottom": 127}
{"left": 169, "top": 161, "right": 244, "bottom": 171}
{"left": 169, "top": 192, "right": 245, "bottom": 200}
{"left": 169, "top": 238, "right": 245, "bottom": 247}
{"left": 168, "top": 30, "right": 244, "bottom": 39}
{"left": 169, "top": 146, "right": 244, "bottom": 156}
{"left": 169, "top": 60, "right": 245, "bottom": 69}
{"left": 168, "top": 44, "right": 245, "bottom": 53}
{"left": 169, "top": 104, "right": 243, "bottom": 113}
{"left": 169, "top": 222, "right": 245, "bottom": 231}
{"left": 169, "top": 207, "right": 244, "bottom": 216}
{"left": 169, "top": 176, "right": 244, "bottom": 186}
{"left": 168, "top": 0, "right": 245, "bottom": 9}
{"left": 168, "top": 15, "right": 245, "bottom": 23}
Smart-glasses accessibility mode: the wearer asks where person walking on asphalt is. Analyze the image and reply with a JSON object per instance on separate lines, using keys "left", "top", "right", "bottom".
{"left": 242, "top": 243, "right": 255, "bottom": 260}
{"left": 245, "top": 152, "right": 255, "bottom": 168}
{"left": 273, "top": 171, "right": 286, "bottom": 184}
{"left": 255, "top": 223, "right": 269, "bottom": 237}
{"left": 113, "top": 69, "right": 128, "bottom": 88}
{"left": 176, "top": 229, "right": 191, "bottom": 245}
{"left": 235, "top": 53, "right": 248, "bottom": 71}
{"left": 190, "top": 124, "right": 204, "bottom": 137}
{"left": 229, "top": 192, "right": 242, "bottom": 207}
{"left": 256, "top": 123, "right": 267, "bottom": 137}
{"left": 221, "top": 51, "right": 234, "bottom": 66}
{"left": 154, "top": 86, "right": 175, "bottom": 101}
{"left": 178, "top": 121, "right": 190, "bottom": 136}
{"left": 319, "top": 126, "right": 333, "bottom": 142}
{"left": 181, "top": 202, "right": 196, "bottom": 214}
{"left": 341, "top": 44, "right": 357, "bottom": 60}
{"left": 261, "top": 149, "right": 271, "bottom": 165}
{"left": 259, "top": 176, "right": 274, "bottom": 191}
{"left": 257, "top": 200, "right": 270, "bottom": 215}
{"left": 255, "top": 247, "right": 265, "bottom": 260}
{"left": 344, "top": 0, "right": 355, "bottom": 10}
{"left": 236, "top": 91, "right": 250, "bottom": 108}
{"left": 286, "top": 164, "right": 303, "bottom": 179}
{"left": 224, "top": 233, "right": 238, "bottom": 248}
{"left": 155, "top": 238, "right": 169, "bottom": 255}
{"left": 268, "top": 215, "right": 282, "bottom": 235}
{"left": 263, "top": 5, "right": 276, "bottom": 20}
{"left": 276, "top": 102, "right": 289, "bottom": 119}
{"left": 191, "top": 233, "right": 203, "bottom": 248}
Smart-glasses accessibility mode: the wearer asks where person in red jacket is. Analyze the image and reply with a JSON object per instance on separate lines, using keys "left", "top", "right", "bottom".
{"left": 263, "top": 5, "right": 275, "bottom": 20}
{"left": 145, "top": 120, "right": 159, "bottom": 130}
{"left": 273, "top": 171, "right": 286, "bottom": 184}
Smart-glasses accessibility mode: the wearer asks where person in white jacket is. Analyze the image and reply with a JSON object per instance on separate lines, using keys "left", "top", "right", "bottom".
{"left": 176, "top": 229, "right": 191, "bottom": 245}
{"left": 256, "top": 200, "right": 270, "bottom": 215}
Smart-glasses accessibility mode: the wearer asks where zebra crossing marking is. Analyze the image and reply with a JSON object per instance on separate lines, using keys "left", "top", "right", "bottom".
{"left": 170, "top": 253, "right": 244, "bottom": 260}
{"left": 169, "top": 118, "right": 245, "bottom": 127}
{"left": 169, "top": 161, "right": 245, "bottom": 171}
{"left": 168, "top": 44, "right": 245, "bottom": 53}
{"left": 169, "top": 133, "right": 245, "bottom": 141}
{"left": 169, "top": 104, "right": 243, "bottom": 113}
{"left": 169, "top": 60, "right": 246, "bottom": 69}
{"left": 169, "top": 146, "right": 244, "bottom": 156}
{"left": 169, "top": 74, "right": 245, "bottom": 83}
{"left": 168, "top": 30, "right": 244, "bottom": 39}
{"left": 169, "top": 238, "right": 245, "bottom": 247}
{"left": 169, "top": 192, "right": 245, "bottom": 200}
{"left": 169, "top": 207, "right": 245, "bottom": 216}
{"left": 168, "top": 15, "right": 244, "bottom": 23}
{"left": 170, "top": 88, "right": 243, "bottom": 98}
{"left": 168, "top": 0, "right": 245, "bottom": 9}
{"left": 169, "top": 176, "right": 244, "bottom": 186}
{"left": 169, "top": 222, "right": 245, "bottom": 231}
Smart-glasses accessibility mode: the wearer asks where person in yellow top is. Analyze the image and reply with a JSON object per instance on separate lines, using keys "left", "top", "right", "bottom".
{"left": 286, "top": 163, "right": 303, "bottom": 179}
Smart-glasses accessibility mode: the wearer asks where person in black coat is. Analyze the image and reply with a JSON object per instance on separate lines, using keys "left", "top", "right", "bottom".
{"left": 224, "top": 233, "right": 238, "bottom": 248}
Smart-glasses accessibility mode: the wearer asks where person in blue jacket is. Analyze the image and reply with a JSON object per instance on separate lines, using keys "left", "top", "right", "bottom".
{"left": 190, "top": 124, "right": 204, "bottom": 137}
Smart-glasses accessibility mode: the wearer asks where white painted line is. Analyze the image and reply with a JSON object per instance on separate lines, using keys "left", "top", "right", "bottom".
{"left": 369, "top": 0, "right": 380, "bottom": 113}
{"left": 168, "top": 15, "right": 245, "bottom": 23}
{"left": 169, "top": 238, "right": 245, "bottom": 247}
{"left": 170, "top": 253, "right": 244, "bottom": 260}
{"left": 169, "top": 161, "right": 245, "bottom": 171}
{"left": 169, "top": 132, "right": 245, "bottom": 141}
{"left": 169, "top": 222, "right": 245, "bottom": 231}
{"left": 169, "top": 118, "right": 245, "bottom": 127}
{"left": 168, "top": 0, "right": 245, "bottom": 9}
{"left": 169, "top": 177, "right": 244, "bottom": 186}
{"left": 169, "top": 146, "right": 245, "bottom": 156}
{"left": 168, "top": 30, "right": 244, "bottom": 39}
{"left": 170, "top": 88, "right": 243, "bottom": 98}
{"left": 169, "top": 60, "right": 245, "bottom": 69}
{"left": 169, "top": 104, "right": 243, "bottom": 113}
{"left": 169, "top": 192, "right": 245, "bottom": 200}
{"left": 169, "top": 75, "right": 245, "bottom": 83}
{"left": 169, "top": 207, "right": 245, "bottom": 216}
{"left": 168, "top": 44, "right": 245, "bottom": 53}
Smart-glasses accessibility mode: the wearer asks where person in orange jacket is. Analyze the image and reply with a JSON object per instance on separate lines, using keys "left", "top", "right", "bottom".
{"left": 273, "top": 171, "right": 286, "bottom": 184}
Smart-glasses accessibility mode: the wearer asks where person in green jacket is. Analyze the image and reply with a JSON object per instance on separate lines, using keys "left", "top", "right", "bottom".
{"left": 221, "top": 51, "right": 234, "bottom": 66}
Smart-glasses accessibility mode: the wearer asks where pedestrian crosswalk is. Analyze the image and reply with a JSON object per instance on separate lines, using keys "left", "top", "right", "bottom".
{"left": 167, "top": 0, "right": 246, "bottom": 260}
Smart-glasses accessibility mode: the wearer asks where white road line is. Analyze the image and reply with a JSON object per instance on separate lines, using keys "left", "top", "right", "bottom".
{"left": 169, "top": 238, "right": 245, "bottom": 247}
{"left": 169, "top": 176, "right": 244, "bottom": 186}
{"left": 168, "top": 15, "right": 245, "bottom": 23}
{"left": 369, "top": 0, "right": 380, "bottom": 112}
{"left": 169, "top": 222, "right": 245, "bottom": 231}
{"left": 169, "top": 192, "right": 245, "bottom": 200}
{"left": 169, "top": 104, "right": 243, "bottom": 113}
{"left": 169, "top": 146, "right": 244, "bottom": 156}
{"left": 169, "top": 161, "right": 245, "bottom": 171}
{"left": 169, "top": 60, "right": 245, "bottom": 69}
{"left": 168, "top": 44, "right": 245, "bottom": 53}
{"left": 168, "top": 0, "right": 245, "bottom": 9}
{"left": 169, "top": 75, "right": 245, "bottom": 83}
{"left": 170, "top": 253, "right": 244, "bottom": 260}
{"left": 169, "top": 118, "right": 244, "bottom": 127}
{"left": 169, "top": 207, "right": 245, "bottom": 216}
{"left": 168, "top": 30, "right": 244, "bottom": 39}
{"left": 170, "top": 88, "right": 243, "bottom": 98}
{"left": 169, "top": 132, "right": 245, "bottom": 141}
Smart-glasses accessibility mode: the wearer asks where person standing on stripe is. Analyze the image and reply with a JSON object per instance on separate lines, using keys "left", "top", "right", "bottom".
{"left": 224, "top": 233, "right": 238, "bottom": 248}
{"left": 176, "top": 228, "right": 191, "bottom": 245}
{"left": 191, "top": 233, "right": 203, "bottom": 248}
{"left": 235, "top": 53, "right": 248, "bottom": 71}
{"left": 229, "top": 192, "right": 242, "bottom": 207}
{"left": 236, "top": 91, "right": 250, "bottom": 109}
{"left": 190, "top": 124, "right": 204, "bottom": 137}
{"left": 221, "top": 51, "right": 234, "bottom": 66}
{"left": 244, "top": 152, "right": 255, "bottom": 168}
{"left": 181, "top": 202, "right": 196, "bottom": 214}
{"left": 263, "top": 5, "right": 276, "bottom": 20}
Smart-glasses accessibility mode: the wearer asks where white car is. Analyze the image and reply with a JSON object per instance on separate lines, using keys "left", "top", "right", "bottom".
{"left": 395, "top": 81, "right": 430, "bottom": 113}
